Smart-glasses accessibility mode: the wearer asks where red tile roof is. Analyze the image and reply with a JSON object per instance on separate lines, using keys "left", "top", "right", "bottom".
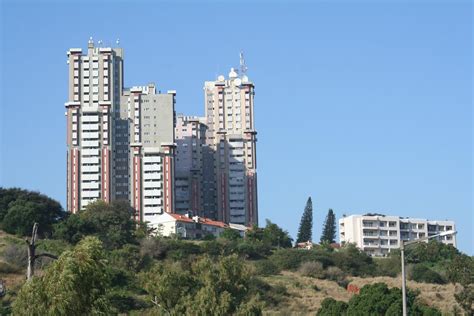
{"left": 169, "top": 213, "right": 194, "bottom": 223}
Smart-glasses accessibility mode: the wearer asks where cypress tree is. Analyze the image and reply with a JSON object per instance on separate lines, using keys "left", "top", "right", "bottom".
{"left": 296, "top": 197, "right": 313, "bottom": 243}
{"left": 320, "top": 209, "right": 336, "bottom": 244}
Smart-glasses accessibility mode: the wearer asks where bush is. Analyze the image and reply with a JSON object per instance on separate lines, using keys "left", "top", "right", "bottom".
{"left": 374, "top": 255, "right": 401, "bottom": 277}
{"left": 408, "top": 264, "right": 446, "bottom": 284}
{"left": 325, "top": 266, "right": 346, "bottom": 282}
{"left": 254, "top": 259, "right": 280, "bottom": 276}
{"left": 317, "top": 298, "right": 348, "bottom": 315}
{"left": 298, "top": 261, "right": 324, "bottom": 278}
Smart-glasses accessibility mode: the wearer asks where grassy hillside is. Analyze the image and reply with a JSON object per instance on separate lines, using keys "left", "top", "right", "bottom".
{"left": 0, "top": 230, "right": 463, "bottom": 315}
{"left": 262, "top": 271, "right": 460, "bottom": 315}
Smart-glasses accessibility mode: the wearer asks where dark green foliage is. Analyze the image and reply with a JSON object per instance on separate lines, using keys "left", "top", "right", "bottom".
{"left": 408, "top": 263, "right": 446, "bottom": 284}
{"left": 52, "top": 212, "right": 94, "bottom": 244}
{"left": 261, "top": 219, "right": 293, "bottom": 248}
{"left": 317, "top": 298, "right": 348, "bottom": 316}
{"left": 296, "top": 197, "right": 313, "bottom": 243}
{"left": 332, "top": 243, "right": 377, "bottom": 276}
{"left": 0, "top": 188, "right": 64, "bottom": 237}
{"left": 405, "top": 239, "right": 460, "bottom": 264}
{"left": 320, "top": 209, "right": 336, "bottom": 244}
{"left": 80, "top": 200, "right": 136, "bottom": 249}
{"left": 340, "top": 283, "right": 441, "bottom": 316}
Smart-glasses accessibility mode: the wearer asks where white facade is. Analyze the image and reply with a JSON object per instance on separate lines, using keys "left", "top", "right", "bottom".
{"left": 145, "top": 212, "right": 246, "bottom": 239}
{"left": 339, "top": 214, "right": 456, "bottom": 256}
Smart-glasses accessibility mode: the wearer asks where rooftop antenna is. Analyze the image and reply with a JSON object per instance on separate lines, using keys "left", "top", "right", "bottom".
{"left": 116, "top": 38, "right": 120, "bottom": 46}
{"left": 97, "top": 40, "right": 103, "bottom": 47}
{"left": 239, "top": 51, "right": 248, "bottom": 76}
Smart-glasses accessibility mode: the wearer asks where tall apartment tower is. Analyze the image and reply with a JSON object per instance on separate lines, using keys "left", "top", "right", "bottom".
{"left": 65, "top": 38, "right": 124, "bottom": 213}
{"left": 174, "top": 115, "right": 207, "bottom": 215}
{"left": 203, "top": 68, "right": 258, "bottom": 225}
{"left": 65, "top": 40, "right": 176, "bottom": 223}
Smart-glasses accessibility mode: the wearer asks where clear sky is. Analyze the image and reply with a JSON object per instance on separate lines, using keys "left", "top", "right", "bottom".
{"left": 0, "top": 0, "right": 472, "bottom": 254}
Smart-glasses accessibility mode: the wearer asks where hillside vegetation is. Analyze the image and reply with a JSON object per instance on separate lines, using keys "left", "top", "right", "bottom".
{"left": 0, "top": 188, "right": 473, "bottom": 315}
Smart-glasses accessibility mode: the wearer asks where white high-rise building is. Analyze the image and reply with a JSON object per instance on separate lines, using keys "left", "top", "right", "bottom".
{"left": 65, "top": 39, "right": 176, "bottom": 222}
{"left": 339, "top": 214, "right": 456, "bottom": 256}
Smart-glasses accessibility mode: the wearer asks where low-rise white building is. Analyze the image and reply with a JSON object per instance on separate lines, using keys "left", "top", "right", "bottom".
{"left": 339, "top": 214, "right": 456, "bottom": 256}
{"left": 145, "top": 212, "right": 247, "bottom": 239}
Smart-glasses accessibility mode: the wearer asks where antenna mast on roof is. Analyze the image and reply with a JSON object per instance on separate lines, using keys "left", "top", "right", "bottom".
{"left": 239, "top": 51, "right": 248, "bottom": 76}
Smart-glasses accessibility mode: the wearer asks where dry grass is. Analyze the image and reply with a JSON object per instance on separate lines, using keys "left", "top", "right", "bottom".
{"left": 262, "top": 271, "right": 461, "bottom": 315}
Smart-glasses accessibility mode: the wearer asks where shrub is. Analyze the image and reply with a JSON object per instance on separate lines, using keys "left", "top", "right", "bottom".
{"left": 317, "top": 298, "right": 348, "bottom": 316}
{"left": 374, "top": 255, "right": 401, "bottom": 277}
{"left": 255, "top": 259, "right": 280, "bottom": 276}
{"left": 408, "top": 264, "right": 446, "bottom": 284}
{"left": 325, "top": 266, "right": 346, "bottom": 282}
{"left": 298, "top": 261, "right": 324, "bottom": 278}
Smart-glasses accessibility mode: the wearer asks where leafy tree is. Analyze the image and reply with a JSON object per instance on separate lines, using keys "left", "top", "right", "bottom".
{"left": 246, "top": 220, "right": 293, "bottom": 249}
{"left": 320, "top": 209, "right": 336, "bottom": 244}
{"left": 262, "top": 219, "right": 293, "bottom": 248}
{"left": 12, "top": 236, "right": 112, "bottom": 315}
{"left": 0, "top": 188, "right": 64, "bottom": 237}
{"left": 220, "top": 228, "right": 242, "bottom": 241}
{"left": 141, "top": 255, "right": 262, "bottom": 315}
{"left": 296, "top": 197, "right": 313, "bottom": 243}
{"left": 81, "top": 200, "right": 136, "bottom": 249}
{"left": 53, "top": 212, "right": 94, "bottom": 244}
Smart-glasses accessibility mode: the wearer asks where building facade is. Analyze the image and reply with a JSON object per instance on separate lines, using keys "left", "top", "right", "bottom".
{"left": 174, "top": 115, "right": 206, "bottom": 215}
{"left": 339, "top": 214, "right": 456, "bottom": 256}
{"left": 202, "top": 68, "right": 258, "bottom": 226}
{"left": 148, "top": 212, "right": 248, "bottom": 239}
{"left": 65, "top": 39, "right": 176, "bottom": 222}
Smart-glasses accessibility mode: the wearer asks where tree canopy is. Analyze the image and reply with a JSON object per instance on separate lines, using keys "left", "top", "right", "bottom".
{"left": 0, "top": 187, "right": 64, "bottom": 237}
{"left": 12, "top": 236, "right": 112, "bottom": 315}
{"left": 53, "top": 200, "right": 136, "bottom": 249}
{"left": 320, "top": 209, "right": 336, "bottom": 244}
{"left": 296, "top": 197, "right": 313, "bottom": 243}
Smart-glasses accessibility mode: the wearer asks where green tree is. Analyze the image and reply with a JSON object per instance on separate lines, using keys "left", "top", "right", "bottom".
{"left": 81, "top": 200, "right": 136, "bottom": 249}
{"left": 12, "top": 236, "right": 112, "bottom": 315}
{"left": 53, "top": 212, "right": 94, "bottom": 244}
{"left": 320, "top": 209, "right": 336, "bottom": 244}
{"left": 0, "top": 188, "right": 64, "bottom": 237}
{"left": 296, "top": 197, "right": 313, "bottom": 243}
{"left": 262, "top": 219, "right": 293, "bottom": 248}
{"left": 141, "top": 255, "right": 262, "bottom": 315}
{"left": 220, "top": 228, "right": 242, "bottom": 241}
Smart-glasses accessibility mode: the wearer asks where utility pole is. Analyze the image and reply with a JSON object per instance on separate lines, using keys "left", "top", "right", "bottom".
{"left": 400, "top": 230, "right": 456, "bottom": 316}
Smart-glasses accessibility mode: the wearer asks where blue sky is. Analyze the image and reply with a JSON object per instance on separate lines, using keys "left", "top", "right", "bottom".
{"left": 0, "top": 1, "right": 472, "bottom": 254}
